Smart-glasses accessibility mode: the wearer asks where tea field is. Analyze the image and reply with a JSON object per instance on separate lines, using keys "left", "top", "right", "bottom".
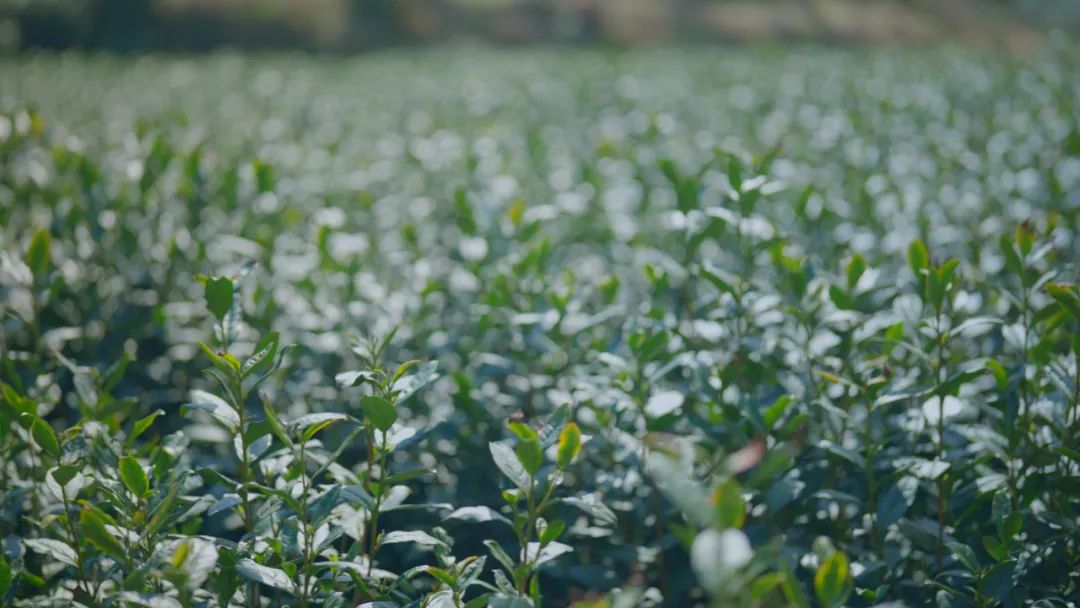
{"left": 1, "top": 47, "right": 1080, "bottom": 607}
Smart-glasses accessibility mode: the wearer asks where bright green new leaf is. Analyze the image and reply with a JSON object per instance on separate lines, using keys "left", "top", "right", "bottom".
{"left": 507, "top": 421, "right": 538, "bottom": 443}
{"left": 556, "top": 422, "right": 582, "bottom": 469}
{"left": 539, "top": 519, "right": 566, "bottom": 545}
{"left": 27, "top": 228, "right": 51, "bottom": 280}
{"left": 360, "top": 395, "right": 397, "bottom": 431}
{"left": 119, "top": 456, "right": 149, "bottom": 498}
{"left": 846, "top": 253, "right": 866, "bottom": 290}
{"left": 908, "top": 239, "right": 929, "bottom": 274}
{"left": 29, "top": 416, "right": 60, "bottom": 457}
{"left": 127, "top": 409, "right": 164, "bottom": 447}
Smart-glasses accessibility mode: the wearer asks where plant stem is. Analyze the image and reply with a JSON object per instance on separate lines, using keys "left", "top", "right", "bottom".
{"left": 298, "top": 439, "right": 314, "bottom": 608}
{"left": 366, "top": 427, "right": 388, "bottom": 579}
{"left": 56, "top": 456, "right": 93, "bottom": 604}
{"left": 934, "top": 306, "right": 949, "bottom": 574}
{"left": 230, "top": 371, "right": 257, "bottom": 608}
{"left": 519, "top": 474, "right": 536, "bottom": 594}
{"left": 861, "top": 393, "right": 883, "bottom": 558}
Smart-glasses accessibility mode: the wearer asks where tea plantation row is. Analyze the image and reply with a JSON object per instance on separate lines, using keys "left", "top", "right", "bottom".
{"left": 1, "top": 48, "right": 1079, "bottom": 607}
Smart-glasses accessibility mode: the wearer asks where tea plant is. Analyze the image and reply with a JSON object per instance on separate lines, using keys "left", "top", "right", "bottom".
{"left": 2, "top": 44, "right": 1080, "bottom": 607}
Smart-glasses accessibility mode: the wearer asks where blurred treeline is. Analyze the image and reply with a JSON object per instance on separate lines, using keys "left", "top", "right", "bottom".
{"left": 0, "top": 0, "right": 1077, "bottom": 54}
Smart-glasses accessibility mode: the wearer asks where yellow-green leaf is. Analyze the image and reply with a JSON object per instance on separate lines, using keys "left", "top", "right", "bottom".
{"left": 710, "top": 479, "right": 746, "bottom": 529}
{"left": 814, "top": 551, "right": 851, "bottom": 608}
{"left": 556, "top": 422, "right": 582, "bottom": 469}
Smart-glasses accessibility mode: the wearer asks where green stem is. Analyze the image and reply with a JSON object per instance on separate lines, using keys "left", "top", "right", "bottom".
{"left": 229, "top": 371, "right": 258, "bottom": 608}
{"left": 298, "top": 440, "right": 314, "bottom": 608}
{"left": 366, "top": 427, "right": 388, "bottom": 579}
{"left": 1013, "top": 282, "right": 1030, "bottom": 512}
{"left": 933, "top": 302, "right": 952, "bottom": 575}
{"left": 861, "top": 395, "right": 883, "bottom": 558}
{"left": 519, "top": 475, "right": 536, "bottom": 594}
{"left": 55, "top": 454, "right": 95, "bottom": 605}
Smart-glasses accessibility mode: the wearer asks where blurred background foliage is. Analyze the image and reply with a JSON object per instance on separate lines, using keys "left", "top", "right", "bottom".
{"left": 0, "top": 0, "right": 1078, "bottom": 54}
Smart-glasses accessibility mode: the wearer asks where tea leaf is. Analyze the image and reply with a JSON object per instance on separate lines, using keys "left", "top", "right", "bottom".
{"left": 203, "top": 276, "right": 234, "bottom": 321}
{"left": 236, "top": 559, "right": 295, "bottom": 594}
{"left": 360, "top": 395, "right": 396, "bottom": 432}
{"left": 27, "top": 228, "right": 51, "bottom": 280}
{"left": 814, "top": 551, "right": 852, "bottom": 608}
{"left": 490, "top": 441, "right": 531, "bottom": 489}
{"left": 119, "top": 456, "right": 150, "bottom": 498}
{"left": 556, "top": 423, "right": 582, "bottom": 469}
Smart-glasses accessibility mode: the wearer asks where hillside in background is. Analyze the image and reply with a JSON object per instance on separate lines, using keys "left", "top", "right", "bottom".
{"left": 0, "top": 0, "right": 1077, "bottom": 53}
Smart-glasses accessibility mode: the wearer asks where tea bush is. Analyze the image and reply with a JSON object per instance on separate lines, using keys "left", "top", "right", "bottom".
{"left": 1, "top": 47, "right": 1080, "bottom": 607}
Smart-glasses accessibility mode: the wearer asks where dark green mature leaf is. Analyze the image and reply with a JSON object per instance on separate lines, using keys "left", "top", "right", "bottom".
{"left": 236, "top": 559, "right": 294, "bottom": 594}
{"left": 381, "top": 530, "right": 447, "bottom": 549}
{"left": 992, "top": 491, "right": 1011, "bottom": 531}
{"left": 288, "top": 412, "right": 349, "bottom": 439}
{"left": 24, "top": 538, "right": 78, "bottom": 567}
{"left": 185, "top": 389, "right": 240, "bottom": 431}
{"left": 360, "top": 395, "right": 396, "bottom": 431}
{"left": 446, "top": 505, "right": 512, "bottom": 526}
{"left": 52, "top": 464, "right": 80, "bottom": 487}
{"left": 946, "top": 541, "right": 979, "bottom": 572}
{"left": 980, "top": 560, "right": 1016, "bottom": 601}
{"left": 490, "top": 441, "right": 531, "bottom": 489}
{"left": 982, "top": 536, "right": 1007, "bottom": 561}
{"left": 204, "top": 276, "right": 234, "bottom": 321}
{"left": 876, "top": 477, "right": 917, "bottom": 528}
